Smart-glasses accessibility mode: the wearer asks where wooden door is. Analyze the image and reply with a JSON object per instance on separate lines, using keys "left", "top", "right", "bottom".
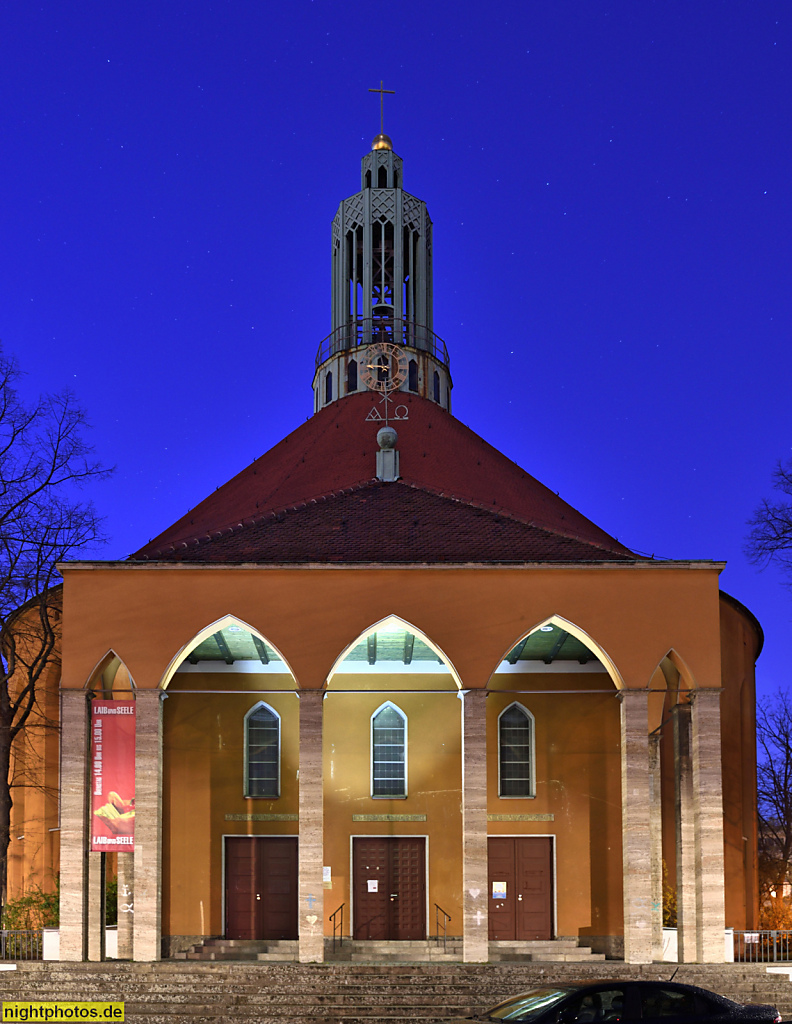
{"left": 488, "top": 836, "right": 553, "bottom": 940}
{"left": 353, "top": 837, "right": 426, "bottom": 940}
{"left": 225, "top": 836, "right": 298, "bottom": 940}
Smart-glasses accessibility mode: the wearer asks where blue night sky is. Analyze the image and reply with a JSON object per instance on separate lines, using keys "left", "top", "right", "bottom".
{"left": 1, "top": 2, "right": 790, "bottom": 697}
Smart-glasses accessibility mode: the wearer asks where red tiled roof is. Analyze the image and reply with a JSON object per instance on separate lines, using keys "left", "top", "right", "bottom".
{"left": 131, "top": 392, "right": 633, "bottom": 562}
{"left": 137, "top": 480, "right": 636, "bottom": 564}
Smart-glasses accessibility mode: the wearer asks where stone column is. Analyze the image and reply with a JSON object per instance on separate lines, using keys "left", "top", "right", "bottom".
{"left": 691, "top": 689, "right": 726, "bottom": 962}
{"left": 619, "top": 689, "right": 652, "bottom": 963}
{"left": 672, "top": 703, "right": 697, "bottom": 962}
{"left": 462, "top": 689, "right": 488, "bottom": 963}
{"left": 648, "top": 733, "right": 663, "bottom": 961}
{"left": 133, "top": 691, "right": 163, "bottom": 962}
{"left": 298, "top": 689, "right": 324, "bottom": 963}
{"left": 59, "top": 690, "right": 89, "bottom": 961}
{"left": 86, "top": 852, "right": 105, "bottom": 961}
{"left": 116, "top": 853, "right": 134, "bottom": 960}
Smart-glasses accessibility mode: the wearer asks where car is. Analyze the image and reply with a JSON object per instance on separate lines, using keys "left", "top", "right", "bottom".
{"left": 445, "top": 980, "right": 782, "bottom": 1024}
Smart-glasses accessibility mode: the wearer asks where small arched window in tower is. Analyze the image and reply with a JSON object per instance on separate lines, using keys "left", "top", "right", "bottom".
{"left": 394, "top": 169, "right": 399, "bottom": 188}
{"left": 498, "top": 703, "right": 535, "bottom": 798}
{"left": 433, "top": 371, "right": 440, "bottom": 404}
{"left": 245, "top": 702, "right": 281, "bottom": 798}
{"left": 371, "top": 702, "right": 407, "bottom": 798}
{"left": 325, "top": 372, "right": 333, "bottom": 405}
{"left": 408, "top": 359, "right": 418, "bottom": 393}
{"left": 347, "top": 358, "right": 358, "bottom": 393}
{"left": 365, "top": 169, "right": 372, "bottom": 189}
{"left": 378, "top": 165, "right": 388, "bottom": 188}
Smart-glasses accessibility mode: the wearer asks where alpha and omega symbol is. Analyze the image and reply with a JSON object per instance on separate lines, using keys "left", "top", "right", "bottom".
{"left": 360, "top": 342, "right": 409, "bottom": 394}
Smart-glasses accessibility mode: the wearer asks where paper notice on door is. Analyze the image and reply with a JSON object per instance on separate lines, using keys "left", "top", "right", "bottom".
{"left": 492, "top": 881, "right": 507, "bottom": 898}
{"left": 367, "top": 879, "right": 379, "bottom": 892}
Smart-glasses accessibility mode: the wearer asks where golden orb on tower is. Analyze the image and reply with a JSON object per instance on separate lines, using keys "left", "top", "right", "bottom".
{"left": 371, "top": 133, "right": 393, "bottom": 151}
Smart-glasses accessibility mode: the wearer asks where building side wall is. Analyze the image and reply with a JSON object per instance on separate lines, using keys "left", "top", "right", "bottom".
{"left": 719, "top": 597, "right": 761, "bottom": 930}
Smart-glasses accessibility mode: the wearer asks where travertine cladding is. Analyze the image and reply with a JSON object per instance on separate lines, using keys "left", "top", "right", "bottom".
{"left": 462, "top": 689, "right": 488, "bottom": 963}
{"left": 87, "top": 852, "right": 104, "bottom": 961}
{"left": 58, "top": 690, "right": 89, "bottom": 960}
{"left": 673, "top": 703, "right": 698, "bottom": 962}
{"left": 691, "top": 689, "right": 727, "bottom": 962}
{"left": 133, "top": 691, "right": 163, "bottom": 962}
{"left": 648, "top": 735, "right": 663, "bottom": 961}
{"left": 619, "top": 690, "right": 652, "bottom": 964}
{"left": 298, "top": 690, "right": 324, "bottom": 963}
{"left": 116, "top": 852, "right": 133, "bottom": 960}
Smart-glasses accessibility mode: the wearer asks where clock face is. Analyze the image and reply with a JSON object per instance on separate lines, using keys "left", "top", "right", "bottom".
{"left": 360, "top": 342, "right": 409, "bottom": 394}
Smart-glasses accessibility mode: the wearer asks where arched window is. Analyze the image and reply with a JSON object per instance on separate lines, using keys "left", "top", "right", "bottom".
{"left": 347, "top": 358, "right": 358, "bottom": 393}
{"left": 245, "top": 702, "right": 281, "bottom": 798}
{"left": 378, "top": 165, "right": 388, "bottom": 187}
{"left": 408, "top": 359, "right": 418, "bottom": 392}
{"left": 365, "top": 169, "right": 372, "bottom": 189}
{"left": 325, "top": 371, "right": 333, "bottom": 404}
{"left": 371, "top": 702, "right": 407, "bottom": 798}
{"left": 498, "top": 702, "right": 535, "bottom": 798}
{"left": 433, "top": 370, "right": 440, "bottom": 404}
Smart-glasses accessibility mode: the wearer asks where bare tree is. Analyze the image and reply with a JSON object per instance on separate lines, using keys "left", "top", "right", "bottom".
{"left": 746, "top": 458, "right": 792, "bottom": 582}
{"left": 756, "top": 690, "right": 792, "bottom": 927}
{"left": 0, "top": 349, "right": 110, "bottom": 923}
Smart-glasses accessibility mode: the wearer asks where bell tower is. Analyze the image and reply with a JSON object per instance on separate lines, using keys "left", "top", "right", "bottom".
{"left": 313, "top": 131, "right": 452, "bottom": 413}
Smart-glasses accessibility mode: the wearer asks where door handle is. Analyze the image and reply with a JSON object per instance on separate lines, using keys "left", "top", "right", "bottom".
{"left": 390, "top": 893, "right": 399, "bottom": 898}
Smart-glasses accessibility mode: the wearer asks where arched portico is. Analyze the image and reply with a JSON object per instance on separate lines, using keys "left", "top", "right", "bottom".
{"left": 321, "top": 615, "right": 464, "bottom": 957}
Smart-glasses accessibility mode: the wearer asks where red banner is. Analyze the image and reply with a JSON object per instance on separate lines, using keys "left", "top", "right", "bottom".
{"left": 90, "top": 700, "right": 136, "bottom": 851}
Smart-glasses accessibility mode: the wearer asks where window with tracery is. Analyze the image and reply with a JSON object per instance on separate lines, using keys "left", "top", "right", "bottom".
{"left": 371, "top": 703, "right": 407, "bottom": 798}
{"left": 498, "top": 703, "right": 535, "bottom": 798}
{"left": 245, "top": 703, "right": 280, "bottom": 798}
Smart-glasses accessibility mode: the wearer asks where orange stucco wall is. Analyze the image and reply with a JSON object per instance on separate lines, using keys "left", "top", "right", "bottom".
{"left": 59, "top": 564, "right": 725, "bottom": 693}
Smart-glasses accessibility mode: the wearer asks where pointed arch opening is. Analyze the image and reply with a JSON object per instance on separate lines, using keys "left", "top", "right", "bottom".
{"left": 371, "top": 700, "right": 407, "bottom": 798}
{"left": 325, "top": 614, "right": 461, "bottom": 690}
{"left": 490, "top": 614, "right": 624, "bottom": 691}
{"left": 85, "top": 650, "right": 135, "bottom": 694}
{"left": 159, "top": 614, "right": 298, "bottom": 691}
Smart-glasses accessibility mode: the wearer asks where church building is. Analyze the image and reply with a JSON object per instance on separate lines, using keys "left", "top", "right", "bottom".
{"left": 10, "top": 129, "right": 761, "bottom": 965}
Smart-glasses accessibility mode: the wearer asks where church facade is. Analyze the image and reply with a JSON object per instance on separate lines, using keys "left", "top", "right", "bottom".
{"left": 10, "top": 132, "right": 760, "bottom": 965}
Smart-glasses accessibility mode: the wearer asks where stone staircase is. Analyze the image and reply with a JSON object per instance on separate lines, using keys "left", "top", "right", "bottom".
{"left": 488, "top": 939, "right": 606, "bottom": 962}
{"left": 2, "top": 961, "right": 792, "bottom": 1023}
{"left": 329, "top": 939, "right": 463, "bottom": 962}
{"left": 172, "top": 939, "right": 298, "bottom": 962}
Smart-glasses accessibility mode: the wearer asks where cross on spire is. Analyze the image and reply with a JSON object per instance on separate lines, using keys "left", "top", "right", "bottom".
{"left": 368, "top": 80, "right": 395, "bottom": 134}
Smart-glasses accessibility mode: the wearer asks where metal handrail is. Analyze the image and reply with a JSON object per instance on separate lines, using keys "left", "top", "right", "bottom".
{"left": 0, "top": 929, "right": 43, "bottom": 961}
{"left": 734, "top": 929, "right": 792, "bottom": 962}
{"left": 315, "top": 317, "right": 450, "bottom": 369}
{"left": 329, "top": 903, "right": 345, "bottom": 951}
{"left": 434, "top": 903, "right": 451, "bottom": 953}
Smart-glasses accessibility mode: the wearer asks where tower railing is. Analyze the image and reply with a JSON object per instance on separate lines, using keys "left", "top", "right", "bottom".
{"left": 315, "top": 317, "right": 450, "bottom": 370}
